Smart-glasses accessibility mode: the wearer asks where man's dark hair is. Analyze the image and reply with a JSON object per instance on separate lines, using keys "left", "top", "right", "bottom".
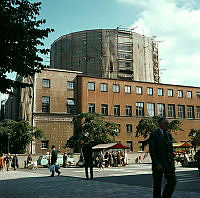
{"left": 158, "top": 117, "right": 167, "bottom": 124}
{"left": 51, "top": 145, "right": 55, "bottom": 149}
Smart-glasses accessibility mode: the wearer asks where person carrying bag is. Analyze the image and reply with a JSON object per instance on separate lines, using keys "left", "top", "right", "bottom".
{"left": 49, "top": 145, "right": 61, "bottom": 177}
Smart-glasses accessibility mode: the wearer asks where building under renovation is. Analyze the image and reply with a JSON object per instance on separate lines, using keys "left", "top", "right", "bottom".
{"left": 50, "top": 29, "right": 160, "bottom": 83}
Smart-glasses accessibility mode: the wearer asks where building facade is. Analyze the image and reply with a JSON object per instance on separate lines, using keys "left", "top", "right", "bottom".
{"left": 76, "top": 76, "right": 200, "bottom": 152}
{"left": 6, "top": 69, "right": 200, "bottom": 154}
{"left": 50, "top": 29, "right": 159, "bottom": 83}
{"left": 15, "top": 69, "right": 81, "bottom": 154}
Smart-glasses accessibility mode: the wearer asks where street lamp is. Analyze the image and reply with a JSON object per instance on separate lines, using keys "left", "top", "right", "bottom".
{"left": 8, "top": 132, "right": 10, "bottom": 153}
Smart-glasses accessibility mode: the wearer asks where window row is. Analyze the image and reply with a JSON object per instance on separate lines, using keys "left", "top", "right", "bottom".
{"left": 42, "top": 96, "right": 75, "bottom": 114}
{"left": 88, "top": 82, "right": 198, "bottom": 99}
{"left": 42, "top": 79, "right": 75, "bottom": 90}
{"left": 88, "top": 103, "right": 200, "bottom": 119}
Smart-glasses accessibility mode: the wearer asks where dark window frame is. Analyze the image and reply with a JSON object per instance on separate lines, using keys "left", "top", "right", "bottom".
{"left": 88, "top": 82, "right": 95, "bottom": 91}
{"left": 42, "top": 96, "right": 50, "bottom": 113}
{"left": 42, "top": 79, "right": 50, "bottom": 88}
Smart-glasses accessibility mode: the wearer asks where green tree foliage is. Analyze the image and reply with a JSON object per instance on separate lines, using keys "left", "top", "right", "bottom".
{"left": 136, "top": 116, "right": 184, "bottom": 139}
{"left": 0, "top": 0, "right": 54, "bottom": 93}
{"left": 189, "top": 129, "right": 200, "bottom": 147}
{"left": 0, "top": 120, "right": 43, "bottom": 153}
{"left": 66, "top": 113, "right": 119, "bottom": 151}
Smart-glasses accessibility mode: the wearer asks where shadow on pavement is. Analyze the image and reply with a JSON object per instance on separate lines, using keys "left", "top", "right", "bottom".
{"left": 0, "top": 170, "right": 199, "bottom": 198}
{"left": 94, "top": 170, "right": 200, "bottom": 193}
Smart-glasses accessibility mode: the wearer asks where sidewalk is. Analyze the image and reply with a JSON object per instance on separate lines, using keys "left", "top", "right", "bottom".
{"left": 0, "top": 170, "right": 200, "bottom": 198}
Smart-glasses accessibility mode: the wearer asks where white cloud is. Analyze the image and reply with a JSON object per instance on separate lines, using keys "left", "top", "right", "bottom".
{"left": 118, "top": 0, "right": 200, "bottom": 86}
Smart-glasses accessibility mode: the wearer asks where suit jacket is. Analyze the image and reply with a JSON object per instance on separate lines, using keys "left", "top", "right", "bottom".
{"left": 149, "top": 128, "right": 175, "bottom": 171}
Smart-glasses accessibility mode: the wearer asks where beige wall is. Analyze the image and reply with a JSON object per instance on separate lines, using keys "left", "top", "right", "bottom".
{"left": 33, "top": 69, "right": 82, "bottom": 154}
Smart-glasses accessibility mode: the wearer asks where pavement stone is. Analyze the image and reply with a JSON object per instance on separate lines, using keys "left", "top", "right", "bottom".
{"left": 0, "top": 170, "right": 200, "bottom": 198}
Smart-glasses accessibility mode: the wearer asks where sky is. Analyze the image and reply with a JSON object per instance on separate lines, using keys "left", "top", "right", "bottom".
{"left": 1, "top": 0, "right": 200, "bottom": 101}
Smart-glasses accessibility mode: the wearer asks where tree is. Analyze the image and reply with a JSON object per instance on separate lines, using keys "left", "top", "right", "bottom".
{"left": 189, "top": 129, "right": 200, "bottom": 149}
{"left": 66, "top": 113, "right": 119, "bottom": 152}
{"left": 0, "top": 0, "right": 54, "bottom": 94}
{"left": 136, "top": 116, "right": 184, "bottom": 140}
{"left": 0, "top": 120, "right": 43, "bottom": 153}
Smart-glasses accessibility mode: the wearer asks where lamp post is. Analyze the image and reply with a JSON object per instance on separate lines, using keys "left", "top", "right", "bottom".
{"left": 8, "top": 132, "right": 10, "bottom": 153}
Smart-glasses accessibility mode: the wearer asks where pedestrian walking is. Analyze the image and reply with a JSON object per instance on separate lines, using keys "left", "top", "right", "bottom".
{"left": 11, "top": 154, "right": 19, "bottom": 170}
{"left": 149, "top": 117, "right": 176, "bottom": 198}
{"left": 194, "top": 150, "right": 200, "bottom": 176}
{"left": 108, "top": 152, "right": 114, "bottom": 167}
{"left": 82, "top": 141, "right": 93, "bottom": 179}
{"left": 97, "top": 151, "right": 104, "bottom": 172}
{"left": 49, "top": 145, "right": 61, "bottom": 177}
{"left": 26, "top": 154, "right": 32, "bottom": 167}
{"left": 63, "top": 152, "right": 68, "bottom": 168}
{"left": 117, "top": 151, "right": 121, "bottom": 166}
{"left": 104, "top": 152, "right": 109, "bottom": 167}
{"left": 124, "top": 151, "right": 128, "bottom": 165}
{"left": 5, "top": 153, "right": 12, "bottom": 171}
{"left": 0, "top": 153, "right": 5, "bottom": 171}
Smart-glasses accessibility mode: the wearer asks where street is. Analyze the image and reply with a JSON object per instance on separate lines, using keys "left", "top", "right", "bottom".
{"left": 0, "top": 164, "right": 200, "bottom": 198}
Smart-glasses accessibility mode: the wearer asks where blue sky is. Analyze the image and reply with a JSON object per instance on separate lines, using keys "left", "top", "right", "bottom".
{"left": 40, "top": 0, "right": 141, "bottom": 49}
{"left": 2, "top": 0, "right": 200, "bottom": 101}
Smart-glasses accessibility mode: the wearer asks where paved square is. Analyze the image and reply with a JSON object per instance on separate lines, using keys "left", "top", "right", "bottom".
{"left": 0, "top": 165, "right": 200, "bottom": 198}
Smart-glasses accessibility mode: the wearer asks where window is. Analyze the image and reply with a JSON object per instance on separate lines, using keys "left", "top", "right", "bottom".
{"left": 41, "top": 140, "right": 49, "bottom": 149}
{"left": 178, "top": 105, "right": 185, "bottom": 118}
{"left": 67, "top": 81, "right": 74, "bottom": 90}
{"left": 88, "top": 82, "right": 95, "bottom": 91}
{"left": 197, "top": 106, "right": 200, "bottom": 119}
{"left": 42, "top": 96, "right": 50, "bottom": 113}
{"left": 178, "top": 90, "right": 183, "bottom": 98}
{"left": 125, "top": 85, "right": 131, "bottom": 94}
{"left": 126, "top": 141, "right": 133, "bottom": 152}
{"left": 136, "top": 102, "right": 144, "bottom": 117}
{"left": 168, "top": 104, "right": 175, "bottom": 118}
{"left": 147, "top": 103, "right": 155, "bottom": 117}
{"left": 147, "top": 87, "right": 153, "bottom": 96}
{"left": 136, "top": 86, "right": 142, "bottom": 94}
{"left": 157, "top": 104, "right": 165, "bottom": 117}
{"left": 88, "top": 103, "right": 95, "bottom": 113}
{"left": 113, "top": 84, "right": 120, "bottom": 93}
{"left": 42, "top": 79, "right": 50, "bottom": 88}
{"left": 168, "top": 89, "right": 173, "bottom": 97}
{"left": 114, "top": 105, "right": 120, "bottom": 116}
{"left": 126, "top": 106, "right": 132, "bottom": 116}
{"left": 197, "top": 92, "right": 200, "bottom": 99}
{"left": 138, "top": 141, "right": 144, "bottom": 152}
{"left": 158, "top": 88, "right": 163, "bottom": 96}
{"left": 100, "top": 83, "right": 108, "bottom": 92}
{"left": 187, "top": 106, "right": 194, "bottom": 118}
{"left": 67, "top": 98, "right": 75, "bottom": 114}
{"left": 187, "top": 91, "right": 192, "bottom": 98}
{"left": 101, "top": 104, "right": 108, "bottom": 116}
{"left": 126, "top": 124, "right": 132, "bottom": 133}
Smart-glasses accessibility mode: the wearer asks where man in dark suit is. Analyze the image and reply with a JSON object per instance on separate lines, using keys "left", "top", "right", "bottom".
{"left": 82, "top": 141, "right": 93, "bottom": 179}
{"left": 149, "top": 117, "right": 176, "bottom": 198}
